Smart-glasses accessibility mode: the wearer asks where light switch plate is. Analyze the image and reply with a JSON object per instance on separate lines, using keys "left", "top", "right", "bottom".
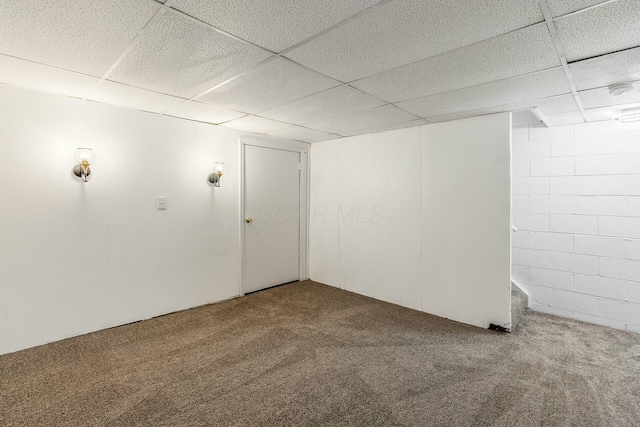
{"left": 157, "top": 196, "right": 167, "bottom": 210}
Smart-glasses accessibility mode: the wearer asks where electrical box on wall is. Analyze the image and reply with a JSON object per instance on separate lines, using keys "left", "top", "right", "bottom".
{"left": 156, "top": 196, "right": 167, "bottom": 210}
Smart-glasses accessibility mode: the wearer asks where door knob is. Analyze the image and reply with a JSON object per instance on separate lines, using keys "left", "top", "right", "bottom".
{"left": 245, "top": 218, "right": 253, "bottom": 223}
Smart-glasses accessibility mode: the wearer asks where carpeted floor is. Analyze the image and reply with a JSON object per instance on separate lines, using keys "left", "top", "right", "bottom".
{"left": 1, "top": 280, "right": 639, "bottom": 426}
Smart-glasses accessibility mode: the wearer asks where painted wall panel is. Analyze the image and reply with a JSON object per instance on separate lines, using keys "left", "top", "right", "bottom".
{"left": 310, "top": 114, "right": 511, "bottom": 329}
{"left": 0, "top": 85, "right": 298, "bottom": 355}
{"left": 309, "top": 139, "right": 340, "bottom": 287}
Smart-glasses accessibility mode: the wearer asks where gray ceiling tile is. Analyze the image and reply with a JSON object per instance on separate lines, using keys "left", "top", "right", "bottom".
{"left": 260, "top": 86, "right": 385, "bottom": 125}
{"left": 556, "top": 0, "right": 640, "bottom": 62}
{"left": 305, "top": 133, "right": 341, "bottom": 143}
{"left": 0, "top": 54, "right": 99, "bottom": 99}
{"left": 583, "top": 103, "right": 640, "bottom": 122}
{"left": 110, "top": 11, "right": 271, "bottom": 98}
{"left": 267, "top": 126, "right": 331, "bottom": 141}
{"left": 340, "top": 119, "right": 428, "bottom": 136}
{"left": 197, "top": 57, "right": 339, "bottom": 114}
{"left": 285, "top": 0, "right": 543, "bottom": 82}
{"left": 221, "top": 115, "right": 291, "bottom": 133}
{"left": 0, "top": 0, "right": 159, "bottom": 77}
{"left": 163, "top": 101, "right": 246, "bottom": 124}
{"left": 546, "top": 0, "right": 609, "bottom": 17}
{"left": 579, "top": 82, "right": 640, "bottom": 109}
{"left": 569, "top": 47, "right": 640, "bottom": 91}
{"left": 169, "top": 0, "right": 383, "bottom": 52}
{"left": 545, "top": 111, "right": 585, "bottom": 126}
{"left": 396, "top": 68, "right": 572, "bottom": 118}
{"left": 86, "top": 80, "right": 185, "bottom": 113}
{"left": 304, "top": 105, "right": 419, "bottom": 135}
{"left": 352, "top": 23, "right": 560, "bottom": 103}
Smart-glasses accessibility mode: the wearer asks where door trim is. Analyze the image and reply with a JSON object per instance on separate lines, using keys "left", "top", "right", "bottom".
{"left": 239, "top": 136, "right": 310, "bottom": 296}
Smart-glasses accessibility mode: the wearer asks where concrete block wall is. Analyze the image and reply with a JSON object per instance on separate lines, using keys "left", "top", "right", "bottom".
{"left": 512, "top": 121, "right": 640, "bottom": 333}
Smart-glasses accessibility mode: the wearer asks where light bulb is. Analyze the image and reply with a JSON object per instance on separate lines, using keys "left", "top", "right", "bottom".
{"left": 74, "top": 148, "right": 96, "bottom": 164}
{"left": 215, "top": 162, "right": 224, "bottom": 172}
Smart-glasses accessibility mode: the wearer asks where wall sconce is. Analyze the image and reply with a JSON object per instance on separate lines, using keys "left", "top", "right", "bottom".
{"left": 207, "top": 162, "right": 224, "bottom": 187}
{"left": 73, "top": 148, "right": 96, "bottom": 182}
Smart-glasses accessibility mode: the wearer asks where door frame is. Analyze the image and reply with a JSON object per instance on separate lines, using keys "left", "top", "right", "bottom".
{"left": 239, "top": 136, "right": 310, "bottom": 295}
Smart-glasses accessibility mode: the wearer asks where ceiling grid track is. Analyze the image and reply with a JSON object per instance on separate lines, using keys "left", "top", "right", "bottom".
{"left": 86, "top": 7, "right": 169, "bottom": 99}
{"left": 4, "top": 0, "right": 635, "bottom": 137}
{"left": 537, "top": 0, "right": 587, "bottom": 122}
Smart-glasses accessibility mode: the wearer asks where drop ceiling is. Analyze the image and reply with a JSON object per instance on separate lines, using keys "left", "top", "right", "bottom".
{"left": 0, "top": 0, "right": 639, "bottom": 142}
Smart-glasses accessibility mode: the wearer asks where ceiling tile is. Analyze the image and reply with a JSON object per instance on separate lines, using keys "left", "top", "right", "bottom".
{"left": 556, "top": 0, "right": 640, "bottom": 62}
{"left": 569, "top": 47, "right": 640, "bottom": 91}
{"left": 583, "top": 102, "right": 640, "bottom": 122}
{"left": 352, "top": 23, "right": 559, "bottom": 103}
{"left": 305, "top": 134, "right": 341, "bottom": 143}
{"left": 220, "top": 115, "right": 291, "bottom": 134}
{"left": 260, "top": 86, "right": 385, "bottom": 125}
{"left": 285, "top": 0, "right": 543, "bottom": 82}
{"left": 341, "top": 119, "right": 428, "bottom": 136}
{"left": 163, "top": 101, "right": 246, "bottom": 124}
{"left": 579, "top": 82, "right": 640, "bottom": 109}
{"left": 267, "top": 126, "right": 331, "bottom": 141}
{"left": 546, "top": 0, "right": 609, "bottom": 17}
{"left": 0, "top": 0, "right": 159, "bottom": 77}
{"left": 512, "top": 110, "right": 544, "bottom": 127}
{"left": 169, "top": 0, "right": 383, "bottom": 52}
{"left": 86, "top": 80, "right": 185, "bottom": 113}
{"left": 0, "top": 54, "right": 98, "bottom": 99}
{"left": 110, "top": 11, "right": 272, "bottom": 98}
{"left": 304, "top": 105, "right": 419, "bottom": 135}
{"left": 545, "top": 111, "right": 585, "bottom": 126}
{"left": 526, "top": 94, "right": 580, "bottom": 115}
{"left": 197, "top": 57, "right": 339, "bottom": 114}
{"left": 397, "top": 68, "right": 572, "bottom": 118}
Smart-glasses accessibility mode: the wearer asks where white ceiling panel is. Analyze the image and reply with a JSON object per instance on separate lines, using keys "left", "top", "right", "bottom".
{"left": 512, "top": 110, "right": 544, "bottom": 127}
{"left": 169, "top": 0, "right": 383, "bottom": 52}
{"left": 545, "top": 111, "right": 585, "bottom": 126}
{"left": 221, "top": 115, "right": 291, "bottom": 134}
{"left": 304, "top": 105, "right": 419, "bottom": 135}
{"left": 569, "top": 47, "right": 640, "bottom": 91}
{"left": 86, "top": 80, "right": 185, "bottom": 114}
{"left": 110, "top": 11, "right": 272, "bottom": 99}
{"left": 0, "top": 0, "right": 159, "bottom": 77}
{"left": 267, "top": 126, "right": 332, "bottom": 141}
{"left": 305, "top": 133, "right": 341, "bottom": 143}
{"left": 285, "top": 0, "right": 543, "bottom": 82}
{"left": 197, "top": 57, "right": 339, "bottom": 114}
{"left": 426, "top": 96, "right": 579, "bottom": 123}
{"left": 260, "top": 85, "right": 385, "bottom": 125}
{"left": 0, "top": 54, "right": 99, "bottom": 99}
{"left": 546, "top": 0, "right": 609, "bottom": 17}
{"left": 397, "top": 68, "right": 572, "bottom": 118}
{"left": 163, "top": 101, "right": 246, "bottom": 124}
{"left": 579, "top": 82, "right": 640, "bottom": 109}
{"left": 351, "top": 23, "right": 560, "bottom": 103}
{"left": 555, "top": 0, "right": 640, "bottom": 62}
{"left": 583, "top": 102, "right": 640, "bottom": 122}
{"left": 341, "top": 118, "right": 428, "bottom": 136}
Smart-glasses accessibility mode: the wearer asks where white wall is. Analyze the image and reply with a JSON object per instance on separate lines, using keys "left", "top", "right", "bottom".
{"left": 310, "top": 113, "right": 512, "bottom": 329}
{"left": 512, "top": 121, "right": 640, "bottom": 333}
{"left": 0, "top": 85, "right": 302, "bottom": 355}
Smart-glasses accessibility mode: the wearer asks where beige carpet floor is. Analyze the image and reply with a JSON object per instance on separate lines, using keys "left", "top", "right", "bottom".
{"left": 1, "top": 280, "right": 639, "bottom": 426}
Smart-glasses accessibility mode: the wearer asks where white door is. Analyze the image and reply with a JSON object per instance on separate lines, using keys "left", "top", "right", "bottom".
{"left": 243, "top": 145, "right": 301, "bottom": 293}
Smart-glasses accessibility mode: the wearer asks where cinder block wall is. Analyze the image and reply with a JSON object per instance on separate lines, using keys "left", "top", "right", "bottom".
{"left": 512, "top": 121, "right": 640, "bottom": 333}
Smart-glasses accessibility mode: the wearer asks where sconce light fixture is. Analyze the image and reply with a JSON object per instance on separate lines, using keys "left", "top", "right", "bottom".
{"left": 208, "top": 162, "right": 224, "bottom": 187}
{"left": 73, "top": 148, "right": 96, "bottom": 182}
